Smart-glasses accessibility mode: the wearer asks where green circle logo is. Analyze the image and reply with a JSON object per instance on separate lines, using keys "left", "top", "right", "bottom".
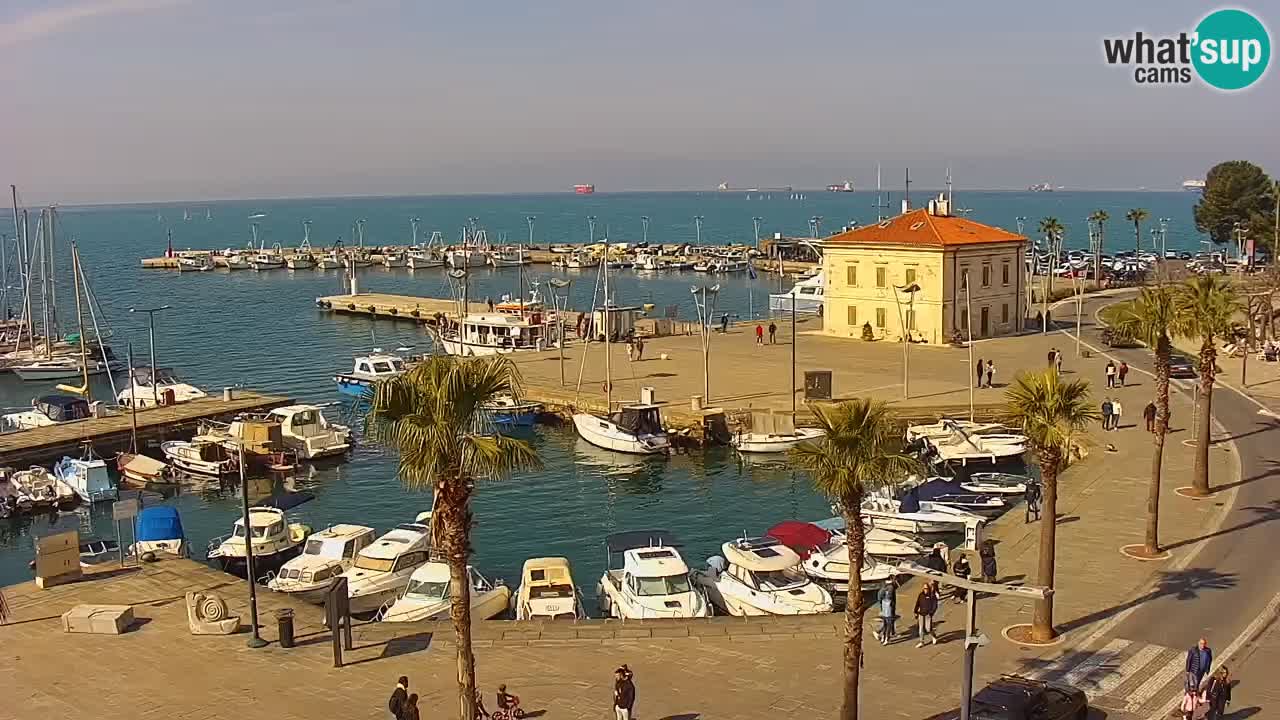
{"left": 1193, "top": 9, "right": 1271, "bottom": 90}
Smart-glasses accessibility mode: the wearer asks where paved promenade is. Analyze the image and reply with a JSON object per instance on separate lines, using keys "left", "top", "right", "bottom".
{"left": 0, "top": 315, "right": 1243, "bottom": 719}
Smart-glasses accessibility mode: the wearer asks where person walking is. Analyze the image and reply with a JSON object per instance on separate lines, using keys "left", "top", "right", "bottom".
{"left": 1111, "top": 398, "right": 1124, "bottom": 430}
{"left": 1186, "top": 638, "right": 1213, "bottom": 691}
{"left": 720, "top": 313, "right": 730, "bottom": 333}
{"left": 975, "top": 357, "right": 985, "bottom": 388}
{"left": 626, "top": 340, "right": 634, "bottom": 362}
{"left": 1203, "top": 666, "right": 1231, "bottom": 720}
{"left": 979, "top": 540, "right": 998, "bottom": 584}
{"left": 614, "top": 665, "right": 637, "bottom": 720}
{"left": 1105, "top": 360, "right": 1117, "bottom": 388}
{"left": 1119, "top": 361, "right": 1129, "bottom": 387}
{"left": 914, "top": 582, "right": 939, "bottom": 647}
{"left": 387, "top": 676, "right": 409, "bottom": 720}
{"left": 924, "top": 546, "right": 947, "bottom": 574}
{"left": 950, "top": 552, "right": 971, "bottom": 603}
{"left": 755, "top": 323, "right": 764, "bottom": 346}
{"left": 1144, "top": 401, "right": 1157, "bottom": 432}
{"left": 1047, "top": 348, "right": 1056, "bottom": 368}
{"left": 985, "top": 359, "right": 995, "bottom": 389}
{"left": 1101, "top": 397, "right": 1114, "bottom": 431}
{"left": 876, "top": 576, "right": 898, "bottom": 644}
{"left": 1055, "top": 348, "right": 1063, "bottom": 374}
{"left": 768, "top": 321, "right": 777, "bottom": 344}
{"left": 1024, "top": 481, "right": 1043, "bottom": 523}
{"left": 402, "top": 694, "right": 420, "bottom": 720}
{"left": 634, "top": 337, "right": 644, "bottom": 361}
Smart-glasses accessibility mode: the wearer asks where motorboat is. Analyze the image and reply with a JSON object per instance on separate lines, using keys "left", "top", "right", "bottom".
{"left": 206, "top": 506, "right": 312, "bottom": 579}
{"left": 2, "top": 394, "right": 93, "bottom": 432}
{"left": 447, "top": 248, "right": 489, "bottom": 269}
{"left": 12, "top": 357, "right": 120, "bottom": 381}
{"left": 436, "top": 313, "right": 552, "bottom": 357}
{"left": 382, "top": 250, "right": 408, "bottom": 268}
{"left": 955, "top": 471, "right": 1032, "bottom": 496}
{"left": 717, "top": 258, "right": 750, "bottom": 273}
{"left": 116, "top": 452, "right": 174, "bottom": 485}
{"left": 161, "top": 439, "right": 237, "bottom": 477}
{"left": 381, "top": 562, "right": 511, "bottom": 622}
{"left": 342, "top": 249, "right": 374, "bottom": 268}
{"left": 225, "top": 253, "right": 252, "bottom": 270}
{"left": 286, "top": 254, "right": 316, "bottom": 270}
{"left": 341, "top": 515, "right": 433, "bottom": 614}
{"left": 809, "top": 517, "right": 926, "bottom": 558}
{"left": 512, "top": 556, "right": 586, "bottom": 620}
{"left": 78, "top": 538, "right": 122, "bottom": 567}
{"left": 731, "top": 425, "right": 825, "bottom": 454}
{"left": 905, "top": 419, "right": 1019, "bottom": 443}
{"left": 906, "top": 479, "right": 1007, "bottom": 516}
{"left": 553, "top": 251, "right": 596, "bottom": 269}
{"left": 407, "top": 251, "right": 445, "bottom": 269}
{"left": 176, "top": 254, "right": 214, "bottom": 272}
{"left": 860, "top": 494, "right": 984, "bottom": 534}
{"left": 53, "top": 454, "right": 116, "bottom": 503}
{"left": 596, "top": 530, "right": 711, "bottom": 619}
{"left": 489, "top": 247, "right": 531, "bottom": 267}
{"left": 692, "top": 259, "right": 714, "bottom": 272}
{"left": 690, "top": 536, "right": 833, "bottom": 616}
{"left": 632, "top": 252, "right": 663, "bottom": 271}
{"left": 481, "top": 395, "right": 541, "bottom": 428}
{"left": 573, "top": 394, "right": 670, "bottom": 456}
{"left": 250, "top": 250, "right": 285, "bottom": 270}
{"left": 765, "top": 522, "right": 893, "bottom": 596}
{"left": 12, "top": 466, "right": 77, "bottom": 508}
{"left": 268, "top": 524, "right": 376, "bottom": 603}
{"left": 769, "top": 271, "right": 825, "bottom": 315}
{"left": 333, "top": 351, "right": 408, "bottom": 397}
{"left": 266, "top": 404, "right": 351, "bottom": 459}
{"left": 117, "top": 366, "right": 207, "bottom": 408}
{"left": 315, "top": 251, "right": 341, "bottom": 270}
{"left": 131, "top": 506, "right": 188, "bottom": 558}
{"left": 196, "top": 415, "right": 298, "bottom": 472}
{"left": 925, "top": 429, "right": 1027, "bottom": 465}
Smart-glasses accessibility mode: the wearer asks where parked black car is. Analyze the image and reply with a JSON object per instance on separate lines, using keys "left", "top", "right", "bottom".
{"left": 1169, "top": 354, "right": 1197, "bottom": 379}
{"left": 970, "top": 675, "right": 1088, "bottom": 720}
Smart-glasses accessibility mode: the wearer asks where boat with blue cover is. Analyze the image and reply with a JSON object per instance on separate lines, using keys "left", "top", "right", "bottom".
{"left": 333, "top": 351, "right": 407, "bottom": 397}
{"left": 132, "top": 506, "right": 188, "bottom": 558}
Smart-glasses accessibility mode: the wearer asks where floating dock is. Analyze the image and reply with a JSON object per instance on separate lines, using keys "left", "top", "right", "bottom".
{"left": 0, "top": 390, "right": 293, "bottom": 466}
{"left": 314, "top": 291, "right": 588, "bottom": 326}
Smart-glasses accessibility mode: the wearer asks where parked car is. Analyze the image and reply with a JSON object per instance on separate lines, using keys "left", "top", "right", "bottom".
{"left": 1101, "top": 327, "right": 1139, "bottom": 348}
{"left": 969, "top": 675, "right": 1087, "bottom": 720}
{"left": 1169, "top": 354, "right": 1197, "bottom": 378}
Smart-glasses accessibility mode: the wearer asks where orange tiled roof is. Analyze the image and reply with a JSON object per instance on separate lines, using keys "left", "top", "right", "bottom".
{"left": 825, "top": 208, "right": 1025, "bottom": 248}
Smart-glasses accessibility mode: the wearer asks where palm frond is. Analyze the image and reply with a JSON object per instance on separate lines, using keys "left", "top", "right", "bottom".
{"left": 1004, "top": 369, "right": 1100, "bottom": 461}
{"left": 1112, "top": 287, "right": 1176, "bottom": 348}
{"left": 788, "top": 399, "right": 922, "bottom": 502}
{"left": 1173, "top": 274, "right": 1241, "bottom": 343}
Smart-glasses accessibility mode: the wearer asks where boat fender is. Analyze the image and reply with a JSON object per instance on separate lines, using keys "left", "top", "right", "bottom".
{"left": 141, "top": 551, "right": 158, "bottom": 563}
{"left": 347, "top": 303, "right": 356, "bottom": 311}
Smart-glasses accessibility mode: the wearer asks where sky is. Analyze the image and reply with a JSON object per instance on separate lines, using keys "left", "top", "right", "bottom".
{"left": 2, "top": 0, "right": 1277, "bottom": 204}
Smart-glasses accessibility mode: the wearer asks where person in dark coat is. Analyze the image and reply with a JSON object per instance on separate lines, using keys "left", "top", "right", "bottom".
{"left": 951, "top": 553, "right": 971, "bottom": 603}
{"left": 979, "top": 540, "right": 998, "bottom": 583}
{"left": 1186, "top": 638, "right": 1213, "bottom": 690}
{"left": 913, "top": 583, "right": 938, "bottom": 647}
{"left": 614, "top": 665, "right": 636, "bottom": 720}
{"left": 388, "top": 676, "right": 409, "bottom": 719}
{"left": 1025, "top": 480, "right": 1043, "bottom": 523}
{"left": 1204, "top": 666, "right": 1231, "bottom": 720}
{"left": 768, "top": 321, "right": 777, "bottom": 344}
{"left": 402, "top": 694, "right": 420, "bottom": 720}
{"left": 1118, "top": 361, "right": 1129, "bottom": 386}
{"left": 976, "top": 357, "right": 985, "bottom": 388}
{"left": 1144, "top": 401, "right": 1158, "bottom": 432}
{"left": 924, "top": 546, "right": 947, "bottom": 574}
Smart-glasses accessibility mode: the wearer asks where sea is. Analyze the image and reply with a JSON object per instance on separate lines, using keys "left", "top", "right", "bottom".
{"left": 0, "top": 189, "right": 1204, "bottom": 592}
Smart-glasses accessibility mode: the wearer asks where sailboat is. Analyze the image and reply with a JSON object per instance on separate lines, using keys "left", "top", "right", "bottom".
{"left": 571, "top": 236, "right": 671, "bottom": 455}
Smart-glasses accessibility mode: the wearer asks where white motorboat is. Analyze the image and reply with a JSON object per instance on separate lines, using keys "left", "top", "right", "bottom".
{"left": 957, "top": 472, "right": 1031, "bottom": 495}
{"left": 447, "top": 249, "right": 488, "bottom": 269}
{"left": 769, "top": 271, "right": 825, "bottom": 315}
{"left": 810, "top": 517, "right": 926, "bottom": 558}
{"left": 225, "top": 253, "right": 252, "bottom": 270}
{"left": 315, "top": 251, "right": 341, "bottom": 270}
{"left": 860, "top": 494, "right": 984, "bottom": 534}
{"left": 691, "top": 536, "right": 833, "bottom": 616}
{"left": 381, "top": 562, "right": 511, "bottom": 622}
{"left": 266, "top": 404, "right": 351, "bottom": 459}
{"left": 732, "top": 426, "right": 825, "bottom": 453}
{"left": 2, "top": 394, "right": 94, "bottom": 432}
{"left": 12, "top": 357, "right": 119, "bottom": 381}
{"left": 132, "top": 506, "right": 188, "bottom": 558}
{"left": 597, "top": 530, "right": 711, "bottom": 619}
{"left": 512, "top": 556, "right": 586, "bottom": 620}
{"left": 207, "top": 506, "right": 311, "bottom": 579}
{"left": 286, "top": 254, "right": 316, "bottom": 270}
{"left": 117, "top": 366, "right": 207, "bottom": 408}
{"left": 341, "top": 516, "right": 433, "bottom": 614}
{"left": 436, "top": 313, "right": 552, "bottom": 357}
{"left": 407, "top": 251, "right": 444, "bottom": 269}
{"left": 176, "top": 254, "right": 214, "bottom": 272}
{"left": 573, "top": 402, "right": 671, "bottom": 455}
{"left": 766, "top": 521, "right": 893, "bottom": 596}
{"left": 489, "top": 247, "right": 531, "bottom": 267}
{"left": 334, "top": 351, "right": 408, "bottom": 397}
{"left": 12, "top": 466, "right": 77, "bottom": 508}
{"left": 116, "top": 452, "right": 173, "bottom": 485}
{"left": 268, "top": 524, "right": 376, "bottom": 603}
{"left": 53, "top": 454, "right": 116, "bottom": 504}
{"left": 161, "top": 439, "right": 236, "bottom": 477}
{"left": 250, "top": 250, "right": 285, "bottom": 270}
{"left": 382, "top": 250, "right": 408, "bottom": 268}
{"left": 905, "top": 478, "right": 1008, "bottom": 516}
{"left": 342, "top": 249, "right": 374, "bottom": 268}
{"left": 905, "top": 419, "right": 1017, "bottom": 443}
{"left": 926, "top": 429, "right": 1027, "bottom": 465}
{"left": 632, "top": 252, "right": 663, "bottom": 271}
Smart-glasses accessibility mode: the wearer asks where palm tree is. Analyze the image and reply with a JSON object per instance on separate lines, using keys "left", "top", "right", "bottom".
{"left": 1038, "top": 217, "right": 1064, "bottom": 299}
{"left": 1173, "top": 275, "right": 1242, "bottom": 496}
{"left": 1005, "top": 370, "right": 1099, "bottom": 641}
{"left": 1088, "top": 210, "right": 1109, "bottom": 283}
{"left": 1126, "top": 208, "right": 1149, "bottom": 256}
{"left": 789, "top": 399, "right": 922, "bottom": 720}
{"left": 366, "top": 355, "right": 541, "bottom": 720}
{"left": 1112, "top": 287, "right": 1177, "bottom": 555}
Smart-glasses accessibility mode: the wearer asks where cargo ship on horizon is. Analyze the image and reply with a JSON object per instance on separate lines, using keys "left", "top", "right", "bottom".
{"left": 574, "top": 184, "right": 595, "bottom": 195}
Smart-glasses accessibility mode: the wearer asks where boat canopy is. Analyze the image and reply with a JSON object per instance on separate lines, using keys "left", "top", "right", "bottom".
{"left": 610, "top": 405, "right": 663, "bottom": 435}
{"left": 121, "top": 454, "right": 167, "bottom": 477}
{"left": 765, "top": 521, "right": 832, "bottom": 558}
{"left": 136, "top": 506, "right": 185, "bottom": 542}
{"left": 722, "top": 537, "right": 803, "bottom": 572}
{"left": 605, "top": 529, "right": 681, "bottom": 554}
{"left": 256, "top": 491, "right": 316, "bottom": 512}
{"left": 129, "top": 366, "right": 182, "bottom": 385}
{"left": 521, "top": 556, "right": 572, "bottom": 587}
{"left": 35, "top": 395, "right": 92, "bottom": 422}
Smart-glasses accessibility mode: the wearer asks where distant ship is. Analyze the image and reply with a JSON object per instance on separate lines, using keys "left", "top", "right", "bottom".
{"left": 717, "top": 181, "right": 794, "bottom": 192}
{"left": 1028, "top": 182, "right": 1054, "bottom": 192}
{"left": 1182, "top": 179, "right": 1206, "bottom": 192}
{"left": 574, "top": 184, "right": 595, "bottom": 195}
{"left": 826, "top": 181, "right": 855, "bottom": 192}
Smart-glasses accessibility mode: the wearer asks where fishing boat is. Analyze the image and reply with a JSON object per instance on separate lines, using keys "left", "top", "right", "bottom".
{"left": 769, "top": 271, "right": 825, "bottom": 315}
{"left": 132, "top": 506, "right": 188, "bottom": 558}
{"left": 266, "top": 404, "right": 351, "bottom": 459}
{"left": 2, "top": 394, "right": 93, "bottom": 432}
{"left": 176, "top": 254, "right": 214, "bottom": 272}
{"left": 436, "top": 313, "right": 552, "bottom": 357}
{"left": 690, "top": 536, "right": 833, "bottom": 616}
{"left": 268, "top": 524, "right": 376, "bottom": 603}
{"left": 381, "top": 562, "right": 511, "bottom": 622}
{"left": 341, "top": 515, "right": 434, "bottom": 614}
{"left": 224, "top": 254, "right": 252, "bottom": 270}
{"left": 250, "top": 249, "right": 285, "bottom": 270}
{"left": 407, "top": 250, "right": 444, "bottom": 269}
{"left": 286, "top": 254, "right": 316, "bottom": 270}
{"left": 206, "top": 505, "right": 312, "bottom": 579}
{"left": 315, "top": 250, "right": 341, "bottom": 270}
{"left": 53, "top": 454, "right": 116, "bottom": 504}
{"left": 12, "top": 357, "right": 119, "bottom": 381}
{"left": 560, "top": 251, "right": 597, "bottom": 269}
{"left": 161, "top": 438, "right": 237, "bottom": 477}
{"left": 333, "top": 351, "right": 408, "bottom": 397}
{"left": 342, "top": 249, "right": 374, "bottom": 268}
{"left": 481, "top": 395, "right": 541, "bottom": 427}
{"left": 117, "top": 366, "right": 207, "bottom": 408}
{"left": 489, "top": 246, "right": 531, "bottom": 267}
{"left": 511, "top": 556, "right": 586, "bottom": 620}
{"left": 809, "top": 517, "right": 926, "bottom": 558}
{"left": 382, "top": 249, "right": 408, "bottom": 268}
{"left": 596, "top": 531, "right": 711, "bottom": 619}
{"left": 765, "top": 521, "right": 894, "bottom": 595}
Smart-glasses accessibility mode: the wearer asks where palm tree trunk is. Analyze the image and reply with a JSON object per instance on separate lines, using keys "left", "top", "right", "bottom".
{"left": 1146, "top": 340, "right": 1171, "bottom": 554}
{"left": 1032, "top": 454, "right": 1060, "bottom": 641}
{"left": 440, "top": 478, "right": 478, "bottom": 720}
{"left": 1192, "top": 340, "right": 1216, "bottom": 495}
{"left": 1134, "top": 222, "right": 1141, "bottom": 255}
{"left": 840, "top": 496, "right": 866, "bottom": 720}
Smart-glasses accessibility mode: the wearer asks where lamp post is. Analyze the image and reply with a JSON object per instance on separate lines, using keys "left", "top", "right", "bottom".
{"left": 963, "top": 270, "right": 974, "bottom": 421}
{"left": 641, "top": 216, "right": 650, "bottom": 246}
{"left": 893, "top": 283, "right": 921, "bottom": 398}
{"left": 1016, "top": 217, "right": 1030, "bottom": 321}
{"left": 549, "top": 278, "right": 571, "bottom": 385}
{"left": 752, "top": 216, "right": 763, "bottom": 251}
{"left": 691, "top": 284, "right": 720, "bottom": 403}
{"left": 238, "top": 441, "right": 267, "bottom": 648}
{"left": 128, "top": 305, "right": 170, "bottom": 407}
{"left": 694, "top": 216, "right": 704, "bottom": 246}
{"left": 587, "top": 216, "right": 597, "bottom": 245}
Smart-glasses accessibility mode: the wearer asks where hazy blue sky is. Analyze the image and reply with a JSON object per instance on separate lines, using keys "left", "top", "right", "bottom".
{"left": 3, "top": 0, "right": 1276, "bottom": 204}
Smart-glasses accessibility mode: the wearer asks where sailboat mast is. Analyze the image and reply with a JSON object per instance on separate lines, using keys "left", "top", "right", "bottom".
{"left": 19, "top": 208, "right": 32, "bottom": 352}
{"left": 39, "top": 210, "right": 51, "bottom": 356}
{"left": 603, "top": 233, "right": 611, "bottom": 410}
{"left": 47, "top": 208, "right": 57, "bottom": 333}
{"left": 71, "top": 244, "right": 91, "bottom": 403}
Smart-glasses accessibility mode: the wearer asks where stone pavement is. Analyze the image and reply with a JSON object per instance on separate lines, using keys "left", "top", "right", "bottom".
{"left": 0, "top": 322, "right": 1238, "bottom": 720}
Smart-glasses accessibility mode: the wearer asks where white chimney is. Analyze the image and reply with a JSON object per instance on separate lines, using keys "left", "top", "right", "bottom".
{"left": 901, "top": 199, "right": 910, "bottom": 214}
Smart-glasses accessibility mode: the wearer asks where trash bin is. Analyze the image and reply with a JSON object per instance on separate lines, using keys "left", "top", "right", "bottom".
{"left": 276, "top": 608, "right": 295, "bottom": 648}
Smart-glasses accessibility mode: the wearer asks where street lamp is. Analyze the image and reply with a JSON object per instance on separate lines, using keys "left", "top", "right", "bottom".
{"left": 962, "top": 270, "right": 975, "bottom": 421}
{"left": 526, "top": 215, "right": 536, "bottom": 246}
{"left": 128, "top": 305, "right": 171, "bottom": 407}
{"left": 691, "top": 284, "right": 720, "bottom": 403}
{"left": 694, "top": 216, "right": 704, "bottom": 246}
{"left": 893, "top": 283, "right": 921, "bottom": 398}
{"left": 587, "top": 216, "right": 597, "bottom": 245}
{"left": 641, "top": 216, "right": 650, "bottom": 246}
{"left": 549, "top": 278, "right": 571, "bottom": 386}
{"left": 237, "top": 441, "right": 267, "bottom": 649}
{"left": 752, "top": 216, "right": 763, "bottom": 251}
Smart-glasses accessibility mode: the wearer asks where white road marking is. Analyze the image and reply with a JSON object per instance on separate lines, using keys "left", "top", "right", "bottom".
{"left": 1060, "top": 639, "right": 1130, "bottom": 688}
{"left": 1090, "top": 642, "right": 1164, "bottom": 697}
{"left": 1127, "top": 647, "right": 1186, "bottom": 713}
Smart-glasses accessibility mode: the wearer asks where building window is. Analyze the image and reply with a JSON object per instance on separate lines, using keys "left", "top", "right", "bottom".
{"left": 904, "top": 267, "right": 917, "bottom": 285}
{"left": 847, "top": 305, "right": 857, "bottom": 326}
{"left": 846, "top": 264, "right": 857, "bottom": 286}
{"left": 960, "top": 268, "right": 969, "bottom": 290}
{"left": 906, "top": 308, "right": 916, "bottom": 330}
{"left": 1002, "top": 303, "right": 1009, "bottom": 324}
{"left": 1002, "top": 263, "right": 1010, "bottom": 285}
{"left": 875, "top": 267, "right": 887, "bottom": 288}
{"left": 961, "top": 309, "right": 969, "bottom": 331}
{"left": 875, "top": 307, "right": 887, "bottom": 328}
{"left": 982, "top": 265, "right": 991, "bottom": 287}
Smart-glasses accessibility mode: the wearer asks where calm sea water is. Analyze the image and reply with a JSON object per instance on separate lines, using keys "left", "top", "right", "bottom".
{"left": 0, "top": 190, "right": 1199, "bottom": 589}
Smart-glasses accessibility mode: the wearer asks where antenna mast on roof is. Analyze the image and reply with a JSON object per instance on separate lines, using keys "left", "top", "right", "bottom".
{"left": 902, "top": 168, "right": 912, "bottom": 214}
{"left": 874, "top": 163, "right": 890, "bottom": 222}
{"left": 946, "top": 165, "right": 953, "bottom": 206}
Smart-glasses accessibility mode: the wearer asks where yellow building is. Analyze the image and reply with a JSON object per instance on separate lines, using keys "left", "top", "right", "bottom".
{"left": 822, "top": 198, "right": 1027, "bottom": 344}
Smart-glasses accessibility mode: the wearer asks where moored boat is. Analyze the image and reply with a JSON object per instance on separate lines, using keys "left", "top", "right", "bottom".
{"left": 207, "top": 506, "right": 311, "bottom": 580}
{"left": 268, "top": 524, "right": 375, "bottom": 603}
{"left": 381, "top": 562, "right": 511, "bottom": 622}
{"left": 333, "top": 351, "right": 408, "bottom": 397}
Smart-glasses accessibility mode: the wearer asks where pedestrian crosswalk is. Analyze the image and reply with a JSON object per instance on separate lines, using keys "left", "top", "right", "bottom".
{"left": 1021, "top": 638, "right": 1187, "bottom": 715}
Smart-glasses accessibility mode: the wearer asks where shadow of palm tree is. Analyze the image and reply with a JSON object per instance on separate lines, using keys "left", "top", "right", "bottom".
{"left": 1048, "top": 566, "right": 1238, "bottom": 637}
{"left": 1163, "top": 499, "right": 1280, "bottom": 551}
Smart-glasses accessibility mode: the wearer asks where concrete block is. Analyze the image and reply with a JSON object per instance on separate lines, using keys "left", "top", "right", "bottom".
{"left": 62, "top": 604, "right": 134, "bottom": 635}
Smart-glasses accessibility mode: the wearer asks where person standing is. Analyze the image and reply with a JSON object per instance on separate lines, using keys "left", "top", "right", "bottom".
{"left": 1204, "top": 666, "right": 1231, "bottom": 720}
{"left": 1144, "top": 401, "right": 1157, "bottom": 432}
{"left": 402, "top": 694, "right": 420, "bottom": 720}
{"left": 1119, "top": 361, "right": 1130, "bottom": 387}
{"left": 634, "top": 337, "right": 644, "bottom": 361}
{"left": 975, "top": 357, "right": 985, "bottom": 388}
{"left": 614, "top": 665, "right": 636, "bottom": 720}
{"left": 387, "top": 676, "right": 409, "bottom": 720}
{"left": 1105, "top": 360, "right": 1117, "bottom": 388}
{"left": 1186, "top": 638, "right": 1213, "bottom": 691}
{"left": 1024, "top": 481, "right": 1042, "bottom": 523}
{"left": 924, "top": 546, "right": 947, "bottom": 574}
{"left": 979, "top": 540, "right": 998, "bottom": 584}
{"left": 914, "top": 582, "right": 939, "bottom": 647}
{"left": 950, "top": 552, "right": 971, "bottom": 603}
{"left": 1055, "top": 348, "right": 1063, "bottom": 374}
{"left": 1047, "top": 348, "right": 1056, "bottom": 368}
{"left": 626, "top": 340, "right": 634, "bottom": 362}
{"left": 768, "top": 321, "right": 777, "bottom": 344}
{"left": 1101, "top": 397, "right": 1113, "bottom": 432}
{"left": 1111, "top": 398, "right": 1124, "bottom": 430}
{"left": 877, "top": 576, "right": 897, "bottom": 644}
{"left": 755, "top": 323, "right": 764, "bottom": 346}
{"left": 720, "top": 313, "right": 730, "bottom": 333}
{"left": 985, "top": 359, "right": 995, "bottom": 389}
